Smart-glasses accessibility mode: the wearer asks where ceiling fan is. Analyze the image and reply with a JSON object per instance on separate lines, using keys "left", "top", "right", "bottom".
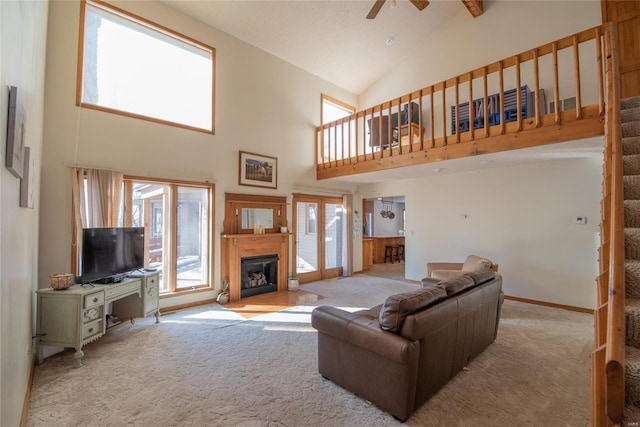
{"left": 366, "top": 0, "right": 430, "bottom": 20}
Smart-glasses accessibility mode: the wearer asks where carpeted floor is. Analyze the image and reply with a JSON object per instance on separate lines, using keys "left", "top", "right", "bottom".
{"left": 27, "top": 274, "right": 593, "bottom": 426}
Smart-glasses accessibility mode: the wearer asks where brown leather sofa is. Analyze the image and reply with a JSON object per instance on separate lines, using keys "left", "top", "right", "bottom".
{"left": 311, "top": 269, "right": 503, "bottom": 421}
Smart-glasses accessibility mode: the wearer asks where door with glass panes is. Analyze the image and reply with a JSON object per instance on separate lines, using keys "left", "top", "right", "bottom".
{"left": 292, "top": 195, "right": 344, "bottom": 283}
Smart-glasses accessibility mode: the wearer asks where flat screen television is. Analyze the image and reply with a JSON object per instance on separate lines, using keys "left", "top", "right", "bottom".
{"left": 80, "top": 227, "right": 144, "bottom": 284}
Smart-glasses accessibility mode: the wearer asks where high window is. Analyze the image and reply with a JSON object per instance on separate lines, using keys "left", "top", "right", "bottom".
{"left": 78, "top": 0, "right": 215, "bottom": 133}
{"left": 321, "top": 94, "right": 354, "bottom": 125}
{"left": 124, "top": 178, "right": 214, "bottom": 294}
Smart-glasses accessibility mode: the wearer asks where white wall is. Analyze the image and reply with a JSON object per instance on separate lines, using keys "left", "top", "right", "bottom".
{"left": 0, "top": 1, "right": 48, "bottom": 425}
{"left": 359, "top": 157, "right": 602, "bottom": 309}
{"left": 41, "top": 0, "right": 358, "bottom": 308}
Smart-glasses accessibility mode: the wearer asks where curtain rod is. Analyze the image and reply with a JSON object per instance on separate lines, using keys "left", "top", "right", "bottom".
{"left": 66, "top": 163, "right": 217, "bottom": 184}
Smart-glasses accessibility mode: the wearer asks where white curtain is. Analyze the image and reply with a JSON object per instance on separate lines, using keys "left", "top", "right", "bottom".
{"left": 71, "top": 168, "right": 124, "bottom": 273}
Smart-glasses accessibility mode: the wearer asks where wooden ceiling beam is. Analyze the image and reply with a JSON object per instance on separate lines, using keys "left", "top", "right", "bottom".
{"left": 461, "top": 0, "right": 483, "bottom": 18}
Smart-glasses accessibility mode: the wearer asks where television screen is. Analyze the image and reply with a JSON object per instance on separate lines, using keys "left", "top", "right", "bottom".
{"left": 81, "top": 227, "right": 144, "bottom": 284}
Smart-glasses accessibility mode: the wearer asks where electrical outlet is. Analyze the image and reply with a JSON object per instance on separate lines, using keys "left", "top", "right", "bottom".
{"left": 26, "top": 346, "right": 31, "bottom": 356}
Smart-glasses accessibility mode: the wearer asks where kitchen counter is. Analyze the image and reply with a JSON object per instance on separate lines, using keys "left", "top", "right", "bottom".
{"left": 371, "top": 236, "right": 405, "bottom": 264}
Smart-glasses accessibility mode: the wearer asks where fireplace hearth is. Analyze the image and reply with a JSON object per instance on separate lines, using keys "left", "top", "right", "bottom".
{"left": 240, "top": 254, "right": 278, "bottom": 298}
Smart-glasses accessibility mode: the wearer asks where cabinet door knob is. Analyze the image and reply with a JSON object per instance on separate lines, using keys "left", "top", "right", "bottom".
{"left": 88, "top": 327, "right": 93, "bottom": 333}
{"left": 93, "top": 297, "right": 98, "bottom": 303}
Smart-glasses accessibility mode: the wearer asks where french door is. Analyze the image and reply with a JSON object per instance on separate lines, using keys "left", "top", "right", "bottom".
{"left": 292, "top": 194, "right": 345, "bottom": 283}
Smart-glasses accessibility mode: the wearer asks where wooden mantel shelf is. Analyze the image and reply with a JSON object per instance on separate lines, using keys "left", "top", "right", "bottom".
{"left": 222, "top": 233, "right": 292, "bottom": 239}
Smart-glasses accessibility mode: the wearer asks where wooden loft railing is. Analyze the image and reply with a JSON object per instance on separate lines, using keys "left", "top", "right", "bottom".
{"left": 316, "top": 25, "right": 608, "bottom": 180}
{"left": 593, "top": 22, "right": 624, "bottom": 426}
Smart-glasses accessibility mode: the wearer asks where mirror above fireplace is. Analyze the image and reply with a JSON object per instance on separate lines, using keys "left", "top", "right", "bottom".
{"left": 241, "top": 208, "right": 274, "bottom": 230}
{"left": 223, "top": 193, "right": 287, "bottom": 235}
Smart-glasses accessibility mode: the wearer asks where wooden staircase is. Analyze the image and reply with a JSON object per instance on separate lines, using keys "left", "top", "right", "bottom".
{"left": 622, "top": 95, "right": 640, "bottom": 424}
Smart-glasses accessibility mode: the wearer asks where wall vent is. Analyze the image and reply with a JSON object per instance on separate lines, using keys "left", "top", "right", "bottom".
{"left": 549, "top": 97, "right": 577, "bottom": 113}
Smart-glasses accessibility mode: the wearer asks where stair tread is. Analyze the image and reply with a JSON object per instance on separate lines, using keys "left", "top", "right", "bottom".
{"left": 622, "top": 106, "right": 640, "bottom": 123}
{"left": 623, "top": 97, "right": 640, "bottom": 110}
{"left": 628, "top": 344, "right": 640, "bottom": 362}
{"left": 627, "top": 297, "right": 640, "bottom": 310}
{"left": 624, "top": 403, "right": 640, "bottom": 426}
{"left": 625, "top": 176, "right": 640, "bottom": 200}
{"left": 624, "top": 122, "right": 640, "bottom": 139}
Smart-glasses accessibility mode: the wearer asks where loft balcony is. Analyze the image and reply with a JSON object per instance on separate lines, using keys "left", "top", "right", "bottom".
{"left": 315, "top": 25, "right": 608, "bottom": 180}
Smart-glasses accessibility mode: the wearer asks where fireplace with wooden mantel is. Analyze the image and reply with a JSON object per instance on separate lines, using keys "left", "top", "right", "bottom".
{"left": 221, "top": 193, "right": 290, "bottom": 302}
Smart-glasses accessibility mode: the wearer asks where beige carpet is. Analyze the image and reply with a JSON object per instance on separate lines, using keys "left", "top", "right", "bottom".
{"left": 365, "top": 262, "right": 408, "bottom": 283}
{"left": 27, "top": 274, "right": 592, "bottom": 426}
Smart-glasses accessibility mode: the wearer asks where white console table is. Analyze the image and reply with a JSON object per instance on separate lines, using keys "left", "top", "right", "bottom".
{"left": 35, "top": 271, "right": 160, "bottom": 368}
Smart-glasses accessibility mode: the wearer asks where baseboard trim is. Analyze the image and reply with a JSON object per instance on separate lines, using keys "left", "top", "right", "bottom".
{"left": 504, "top": 295, "right": 594, "bottom": 314}
{"left": 162, "top": 298, "right": 217, "bottom": 314}
{"left": 20, "top": 358, "right": 36, "bottom": 427}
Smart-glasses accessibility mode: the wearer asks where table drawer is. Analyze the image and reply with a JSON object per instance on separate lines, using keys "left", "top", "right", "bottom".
{"left": 81, "top": 320, "right": 103, "bottom": 340}
{"left": 146, "top": 275, "right": 158, "bottom": 288}
{"left": 144, "top": 285, "right": 159, "bottom": 313}
{"left": 84, "top": 292, "right": 104, "bottom": 309}
{"left": 82, "top": 306, "right": 102, "bottom": 324}
{"left": 104, "top": 280, "right": 140, "bottom": 301}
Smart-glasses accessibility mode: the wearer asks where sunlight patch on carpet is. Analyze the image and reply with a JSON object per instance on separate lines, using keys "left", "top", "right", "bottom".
{"left": 224, "top": 289, "right": 324, "bottom": 319}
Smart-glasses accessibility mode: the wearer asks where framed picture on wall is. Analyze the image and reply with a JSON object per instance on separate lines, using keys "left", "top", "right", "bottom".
{"left": 239, "top": 151, "right": 277, "bottom": 189}
{"left": 20, "top": 146, "right": 35, "bottom": 209}
{"left": 5, "top": 86, "right": 26, "bottom": 179}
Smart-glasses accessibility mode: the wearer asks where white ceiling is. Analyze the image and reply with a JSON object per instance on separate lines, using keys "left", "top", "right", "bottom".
{"left": 160, "top": 0, "right": 466, "bottom": 94}
{"left": 159, "top": 1, "right": 604, "bottom": 186}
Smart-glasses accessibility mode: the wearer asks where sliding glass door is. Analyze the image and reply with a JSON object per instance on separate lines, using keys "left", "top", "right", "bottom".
{"left": 293, "top": 195, "right": 344, "bottom": 283}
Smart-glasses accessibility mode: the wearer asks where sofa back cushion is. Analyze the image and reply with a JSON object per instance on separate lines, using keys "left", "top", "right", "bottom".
{"left": 438, "top": 275, "right": 475, "bottom": 296}
{"left": 379, "top": 286, "right": 448, "bottom": 333}
{"left": 466, "top": 269, "right": 496, "bottom": 286}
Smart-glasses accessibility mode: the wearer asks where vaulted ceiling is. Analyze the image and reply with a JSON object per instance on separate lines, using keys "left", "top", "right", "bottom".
{"left": 160, "top": 0, "right": 483, "bottom": 94}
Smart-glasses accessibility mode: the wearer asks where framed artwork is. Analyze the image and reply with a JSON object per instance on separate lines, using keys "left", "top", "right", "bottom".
{"left": 239, "top": 151, "right": 277, "bottom": 189}
{"left": 5, "top": 86, "right": 26, "bottom": 179}
{"left": 20, "top": 146, "right": 35, "bottom": 208}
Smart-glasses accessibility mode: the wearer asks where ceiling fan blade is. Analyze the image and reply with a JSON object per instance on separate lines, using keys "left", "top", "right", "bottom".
{"left": 410, "top": 0, "right": 430, "bottom": 11}
{"left": 367, "top": 0, "right": 386, "bottom": 19}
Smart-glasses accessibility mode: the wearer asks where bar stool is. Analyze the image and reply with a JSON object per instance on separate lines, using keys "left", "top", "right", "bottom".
{"left": 384, "top": 245, "right": 399, "bottom": 263}
{"left": 397, "top": 244, "right": 405, "bottom": 262}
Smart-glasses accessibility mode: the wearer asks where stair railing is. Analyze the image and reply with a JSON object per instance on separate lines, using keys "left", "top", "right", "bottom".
{"left": 593, "top": 21, "right": 624, "bottom": 426}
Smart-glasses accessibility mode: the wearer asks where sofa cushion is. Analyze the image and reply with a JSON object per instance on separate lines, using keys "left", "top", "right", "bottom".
{"left": 437, "top": 275, "right": 475, "bottom": 296}
{"left": 420, "top": 277, "right": 442, "bottom": 288}
{"left": 465, "top": 269, "right": 496, "bottom": 286}
{"left": 379, "top": 286, "right": 448, "bottom": 333}
{"left": 462, "top": 255, "right": 493, "bottom": 271}
{"left": 430, "top": 269, "right": 468, "bottom": 280}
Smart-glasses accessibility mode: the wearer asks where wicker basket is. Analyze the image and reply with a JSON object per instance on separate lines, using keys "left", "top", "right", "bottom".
{"left": 49, "top": 273, "right": 75, "bottom": 290}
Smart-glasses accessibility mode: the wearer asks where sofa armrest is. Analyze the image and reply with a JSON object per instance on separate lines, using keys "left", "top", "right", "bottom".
{"left": 311, "top": 306, "right": 417, "bottom": 365}
{"left": 427, "top": 262, "right": 463, "bottom": 276}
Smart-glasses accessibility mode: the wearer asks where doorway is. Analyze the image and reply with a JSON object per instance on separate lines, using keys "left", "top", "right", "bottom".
{"left": 363, "top": 196, "right": 406, "bottom": 280}
{"left": 292, "top": 194, "right": 345, "bottom": 283}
